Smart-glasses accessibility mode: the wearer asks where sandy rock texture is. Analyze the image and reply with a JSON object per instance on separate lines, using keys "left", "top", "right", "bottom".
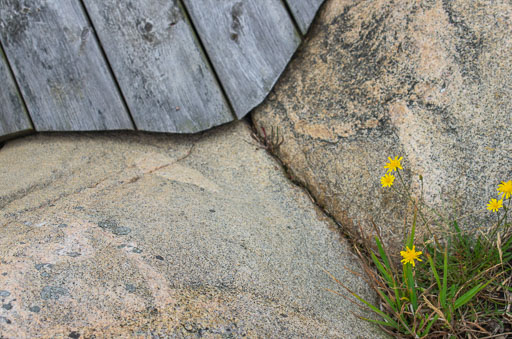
{"left": 0, "top": 121, "right": 381, "bottom": 337}
{"left": 252, "top": 0, "right": 512, "bottom": 244}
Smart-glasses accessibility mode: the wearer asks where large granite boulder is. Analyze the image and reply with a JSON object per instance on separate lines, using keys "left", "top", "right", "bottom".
{"left": 252, "top": 0, "right": 512, "bottom": 244}
{"left": 0, "top": 121, "right": 380, "bottom": 337}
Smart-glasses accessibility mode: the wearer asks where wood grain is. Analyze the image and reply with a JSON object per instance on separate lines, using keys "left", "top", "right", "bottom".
{"left": 0, "top": 0, "right": 133, "bottom": 131}
{"left": 0, "top": 44, "right": 32, "bottom": 139}
{"left": 83, "top": 0, "right": 234, "bottom": 133}
{"left": 285, "top": 0, "right": 324, "bottom": 35}
{"left": 182, "top": 0, "right": 301, "bottom": 118}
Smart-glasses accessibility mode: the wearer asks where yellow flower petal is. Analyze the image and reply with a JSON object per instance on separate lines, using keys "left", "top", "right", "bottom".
{"left": 381, "top": 173, "right": 395, "bottom": 188}
{"left": 487, "top": 198, "right": 503, "bottom": 212}
{"left": 400, "top": 245, "right": 422, "bottom": 266}
{"left": 498, "top": 181, "right": 512, "bottom": 199}
{"left": 384, "top": 156, "right": 403, "bottom": 173}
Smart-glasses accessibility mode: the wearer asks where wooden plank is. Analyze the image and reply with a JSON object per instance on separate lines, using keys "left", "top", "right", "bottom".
{"left": 182, "top": 0, "right": 301, "bottom": 118}
{"left": 0, "top": 0, "right": 133, "bottom": 131}
{"left": 83, "top": 0, "right": 233, "bottom": 133}
{"left": 0, "top": 44, "right": 32, "bottom": 139}
{"left": 285, "top": 0, "right": 324, "bottom": 35}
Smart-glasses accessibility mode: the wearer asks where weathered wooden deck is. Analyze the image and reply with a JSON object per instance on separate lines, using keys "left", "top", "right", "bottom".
{"left": 0, "top": 0, "right": 324, "bottom": 141}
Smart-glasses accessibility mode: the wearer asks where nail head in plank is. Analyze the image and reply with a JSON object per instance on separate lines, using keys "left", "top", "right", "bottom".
{"left": 0, "top": 0, "right": 133, "bottom": 131}
{"left": 0, "top": 44, "right": 32, "bottom": 139}
{"left": 83, "top": 0, "right": 233, "bottom": 133}
{"left": 183, "top": 0, "right": 301, "bottom": 118}
{"left": 285, "top": 0, "right": 324, "bottom": 35}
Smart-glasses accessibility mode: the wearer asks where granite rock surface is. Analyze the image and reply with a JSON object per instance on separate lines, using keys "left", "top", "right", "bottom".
{"left": 0, "top": 121, "right": 381, "bottom": 337}
{"left": 253, "top": 0, "right": 512, "bottom": 244}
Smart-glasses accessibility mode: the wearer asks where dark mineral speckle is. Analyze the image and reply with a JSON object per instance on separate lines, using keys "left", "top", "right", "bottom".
{"left": 40, "top": 286, "right": 69, "bottom": 300}
{"left": 155, "top": 255, "right": 164, "bottom": 261}
{"left": 125, "top": 283, "right": 136, "bottom": 293}
{"left": 0, "top": 316, "right": 11, "bottom": 324}
{"left": 68, "top": 331, "right": 80, "bottom": 338}
{"left": 112, "top": 226, "right": 131, "bottom": 236}
{"left": 67, "top": 252, "right": 81, "bottom": 257}
{"left": 98, "top": 220, "right": 131, "bottom": 235}
{"left": 98, "top": 220, "right": 117, "bottom": 229}
{"left": 35, "top": 263, "right": 54, "bottom": 271}
{"left": 29, "top": 305, "right": 41, "bottom": 313}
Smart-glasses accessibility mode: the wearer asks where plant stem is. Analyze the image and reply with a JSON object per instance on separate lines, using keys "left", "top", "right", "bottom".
{"left": 396, "top": 170, "right": 435, "bottom": 239}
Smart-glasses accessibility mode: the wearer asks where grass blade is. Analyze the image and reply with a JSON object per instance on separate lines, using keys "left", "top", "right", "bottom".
{"left": 377, "top": 288, "right": 398, "bottom": 314}
{"left": 357, "top": 316, "right": 400, "bottom": 328}
{"left": 404, "top": 264, "right": 418, "bottom": 312}
{"left": 441, "top": 244, "right": 448, "bottom": 309}
{"left": 350, "top": 292, "right": 399, "bottom": 328}
{"left": 427, "top": 253, "right": 442, "bottom": 293}
{"left": 454, "top": 278, "right": 493, "bottom": 310}
{"left": 374, "top": 236, "right": 402, "bottom": 311}
{"left": 375, "top": 236, "right": 392, "bottom": 272}
{"left": 407, "top": 208, "right": 417, "bottom": 248}
{"left": 370, "top": 251, "right": 393, "bottom": 287}
{"left": 422, "top": 295, "right": 452, "bottom": 330}
{"left": 322, "top": 268, "right": 399, "bottom": 328}
{"left": 420, "top": 314, "right": 439, "bottom": 337}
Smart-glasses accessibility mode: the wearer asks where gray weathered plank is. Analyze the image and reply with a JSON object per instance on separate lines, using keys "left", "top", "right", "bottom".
{"left": 0, "top": 44, "right": 32, "bottom": 139}
{"left": 0, "top": 0, "right": 133, "bottom": 131}
{"left": 182, "top": 0, "right": 301, "bottom": 118}
{"left": 83, "top": 0, "right": 233, "bottom": 133}
{"left": 285, "top": 0, "right": 324, "bottom": 35}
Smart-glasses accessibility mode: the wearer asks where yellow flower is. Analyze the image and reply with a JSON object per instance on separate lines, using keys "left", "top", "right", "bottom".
{"left": 400, "top": 245, "right": 423, "bottom": 267}
{"left": 487, "top": 198, "right": 503, "bottom": 212}
{"left": 381, "top": 173, "right": 395, "bottom": 188}
{"left": 384, "top": 156, "right": 403, "bottom": 172}
{"left": 498, "top": 180, "right": 512, "bottom": 199}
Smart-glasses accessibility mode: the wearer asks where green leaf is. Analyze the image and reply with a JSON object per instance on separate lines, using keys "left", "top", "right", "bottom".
{"left": 503, "top": 235, "right": 512, "bottom": 249}
{"left": 374, "top": 236, "right": 402, "bottom": 311}
{"left": 378, "top": 289, "right": 398, "bottom": 314}
{"left": 453, "top": 220, "right": 462, "bottom": 237}
{"left": 404, "top": 263, "right": 417, "bottom": 312}
{"left": 322, "top": 268, "right": 400, "bottom": 329}
{"left": 407, "top": 209, "right": 417, "bottom": 249}
{"left": 375, "top": 236, "right": 392, "bottom": 272}
{"left": 454, "top": 279, "right": 493, "bottom": 309}
{"left": 370, "top": 251, "right": 393, "bottom": 287}
{"left": 427, "top": 253, "right": 442, "bottom": 293}
{"left": 349, "top": 289, "right": 400, "bottom": 328}
{"left": 357, "top": 316, "right": 399, "bottom": 328}
{"left": 441, "top": 244, "right": 448, "bottom": 309}
{"left": 403, "top": 209, "right": 418, "bottom": 312}
{"left": 418, "top": 316, "right": 425, "bottom": 332}
{"left": 420, "top": 314, "right": 439, "bottom": 337}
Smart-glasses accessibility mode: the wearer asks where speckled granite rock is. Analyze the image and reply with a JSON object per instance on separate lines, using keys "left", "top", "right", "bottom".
{"left": 0, "top": 121, "right": 381, "bottom": 337}
{"left": 252, "top": 0, "right": 512, "bottom": 244}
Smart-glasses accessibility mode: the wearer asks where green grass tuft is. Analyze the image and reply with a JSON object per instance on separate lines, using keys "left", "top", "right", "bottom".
{"left": 328, "top": 157, "right": 512, "bottom": 337}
